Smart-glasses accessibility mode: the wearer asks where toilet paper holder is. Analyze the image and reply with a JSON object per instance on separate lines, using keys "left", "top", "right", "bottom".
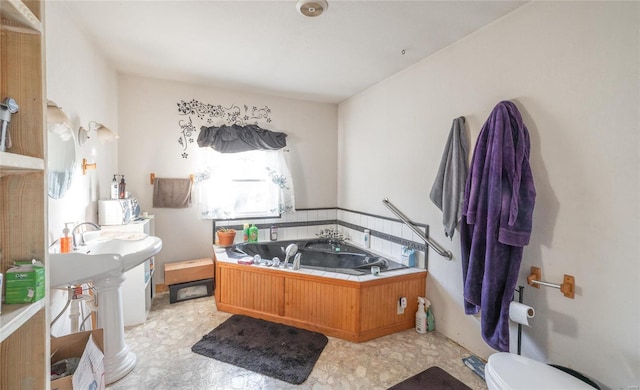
{"left": 527, "top": 266, "right": 575, "bottom": 299}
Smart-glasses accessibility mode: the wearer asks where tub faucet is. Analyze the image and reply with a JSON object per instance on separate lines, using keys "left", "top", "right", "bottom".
{"left": 283, "top": 243, "right": 298, "bottom": 267}
{"left": 292, "top": 253, "right": 302, "bottom": 270}
{"left": 72, "top": 222, "right": 101, "bottom": 249}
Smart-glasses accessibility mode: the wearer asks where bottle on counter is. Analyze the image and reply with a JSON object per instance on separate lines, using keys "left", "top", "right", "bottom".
{"left": 248, "top": 224, "right": 258, "bottom": 242}
{"left": 270, "top": 225, "right": 278, "bottom": 241}
{"left": 243, "top": 223, "right": 250, "bottom": 242}
{"left": 111, "top": 175, "right": 119, "bottom": 200}
{"left": 118, "top": 175, "right": 126, "bottom": 199}
{"left": 363, "top": 229, "right": 370, "bottom": 248}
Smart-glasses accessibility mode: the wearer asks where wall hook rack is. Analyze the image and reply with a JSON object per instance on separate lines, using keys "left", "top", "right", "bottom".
{"left": 527, "top": 266, "right": 575, "bottom": 299}
{"left": 82, "top": 158, "right": 97, "bottom": 175}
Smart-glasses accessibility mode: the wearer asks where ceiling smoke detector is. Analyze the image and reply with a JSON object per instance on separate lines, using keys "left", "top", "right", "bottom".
{"left": 296, "top": 0, "right": 328, "bottom": 17}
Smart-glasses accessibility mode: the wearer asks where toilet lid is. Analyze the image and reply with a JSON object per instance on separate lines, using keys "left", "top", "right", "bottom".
{"left": 487, "top": 353, "right": 593, "bottom": 389}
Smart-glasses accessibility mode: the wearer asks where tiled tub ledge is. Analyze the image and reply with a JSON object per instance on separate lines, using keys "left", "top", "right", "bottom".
{"left": 213, "top": 240, "right": 427, "bottom": 343}
{"left": 214, "top": 206, "right": 433, "bottom": 268}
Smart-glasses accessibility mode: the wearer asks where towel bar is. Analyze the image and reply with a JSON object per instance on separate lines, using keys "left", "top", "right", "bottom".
{"left": 382, "top": 197, "right": 453, "bottom": 260}
{"left": 527, "top": 266, "right": 575, "bottom": 299}
{"left": 150, "top": 172, "right": 194, "bottom": 185}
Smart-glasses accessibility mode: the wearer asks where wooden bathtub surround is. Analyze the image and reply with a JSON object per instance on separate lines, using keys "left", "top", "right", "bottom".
{"left": 215, "top": 260, "right": 427, "bottom": 342}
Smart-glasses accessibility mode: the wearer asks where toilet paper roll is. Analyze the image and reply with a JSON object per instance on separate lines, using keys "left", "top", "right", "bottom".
{"left": 509, "top": 301, "right": 535, "bottom": 326}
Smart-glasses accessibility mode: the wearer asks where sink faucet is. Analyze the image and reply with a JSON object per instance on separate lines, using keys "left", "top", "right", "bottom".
{"left": 72, "top": 222, "right": 101, "bottom": 249}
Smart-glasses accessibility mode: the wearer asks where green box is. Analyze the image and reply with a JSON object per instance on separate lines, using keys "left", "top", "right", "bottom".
{"left": 5, "top": 261, "right": 45, "bottom": 304}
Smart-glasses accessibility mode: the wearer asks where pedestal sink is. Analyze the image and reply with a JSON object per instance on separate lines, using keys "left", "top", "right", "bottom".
{"left": 50, "top": 233, "right": 162, "bottom": 384}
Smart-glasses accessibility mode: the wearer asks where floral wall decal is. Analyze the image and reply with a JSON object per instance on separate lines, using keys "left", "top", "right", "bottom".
{"left": 178, "top": 116, "right": 196, "bottom": 159}
{"left": 177, "top": 99, "right": 272, "bottom": 158}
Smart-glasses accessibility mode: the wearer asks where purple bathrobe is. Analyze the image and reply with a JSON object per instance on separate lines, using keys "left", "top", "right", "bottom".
{"left": 460, "top": 101, "right": 536, "bottom": 352}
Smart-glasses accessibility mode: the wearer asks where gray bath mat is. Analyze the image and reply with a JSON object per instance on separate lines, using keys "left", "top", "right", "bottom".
{"left": 388, "top": 366, "right": 472, "bottom": 390}
{"left": 191, "top": 315, "right": 328, "bottom": 384}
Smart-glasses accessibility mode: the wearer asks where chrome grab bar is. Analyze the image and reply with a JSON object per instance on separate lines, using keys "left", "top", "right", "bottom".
{"left": 382, "top": 197, "right": 453, "bottom": 260}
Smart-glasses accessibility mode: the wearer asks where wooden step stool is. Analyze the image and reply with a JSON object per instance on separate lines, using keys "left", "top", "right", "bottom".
{"left": 164, "top": 258, "right": 214, "bottom": 303}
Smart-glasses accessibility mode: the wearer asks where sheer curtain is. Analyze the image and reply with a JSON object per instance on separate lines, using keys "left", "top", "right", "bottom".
{"left": 195, "top": 148, "right": 295, "bottom": 219}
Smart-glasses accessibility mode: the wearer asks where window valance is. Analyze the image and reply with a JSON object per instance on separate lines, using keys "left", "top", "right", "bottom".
{"left": 197, "top": 124, "right": 287, "bottom": 153}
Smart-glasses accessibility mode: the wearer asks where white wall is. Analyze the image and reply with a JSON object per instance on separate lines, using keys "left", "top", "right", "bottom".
{"left": 44, "top": 2, "right": 639, "bottom": 386}
{"left": 46, "top": 2, "right": 119, "bottom": 335}
{"left": 338, "top": 2, "right": 639, "bottom": 389}
{"left": 117, "top": 75, "right": 338, "bottom": 283}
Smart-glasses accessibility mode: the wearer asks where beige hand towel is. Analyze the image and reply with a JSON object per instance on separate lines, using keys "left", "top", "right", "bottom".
{"left": 153, "top": 178, "right": 192, "bottom": 208}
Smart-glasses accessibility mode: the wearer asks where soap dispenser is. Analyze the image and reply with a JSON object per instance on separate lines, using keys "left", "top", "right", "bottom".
{"left": 60, "top": 222, "right": 73, "bottom": 253}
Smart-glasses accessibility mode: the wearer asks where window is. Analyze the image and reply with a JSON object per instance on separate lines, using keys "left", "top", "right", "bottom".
{"left": 195, "top": 148, "right": 295, "bottom": 219}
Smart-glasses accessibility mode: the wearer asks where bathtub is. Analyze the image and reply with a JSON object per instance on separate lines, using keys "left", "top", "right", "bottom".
{"left": 226, "top": 238, "right": 408, "bottom": 275}
{"left": 214, "top": 238, "right": 426, "bottom": 342}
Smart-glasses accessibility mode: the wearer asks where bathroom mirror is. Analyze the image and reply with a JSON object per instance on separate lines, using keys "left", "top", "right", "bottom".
{"left": 47, "top": 112, "right": 77, "bottom": 199}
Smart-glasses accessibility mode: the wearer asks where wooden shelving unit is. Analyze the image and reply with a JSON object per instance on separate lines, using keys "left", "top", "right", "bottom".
{"left": 0, "top": 0, "right": 48, "bottom": 388}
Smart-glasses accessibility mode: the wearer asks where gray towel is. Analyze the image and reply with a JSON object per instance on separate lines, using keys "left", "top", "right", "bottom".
{"left": 153, "top": 178, "right": 192, "bottom": 208}
{"left": 429, "top": 117, "right": 468, "bottom": 239}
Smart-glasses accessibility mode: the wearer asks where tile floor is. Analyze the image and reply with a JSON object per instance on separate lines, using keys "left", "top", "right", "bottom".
{"left": 107, "top": 292, "right": 487, "bottom": 390}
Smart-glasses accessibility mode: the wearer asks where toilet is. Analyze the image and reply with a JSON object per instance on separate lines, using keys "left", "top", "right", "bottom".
{"left": 485, "top": 352, "right": 595, "bottom": 389}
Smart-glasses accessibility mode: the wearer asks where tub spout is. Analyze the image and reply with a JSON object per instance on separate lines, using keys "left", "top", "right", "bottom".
{"left": 292, "top": 253, "right": 302, "bottom": 270}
